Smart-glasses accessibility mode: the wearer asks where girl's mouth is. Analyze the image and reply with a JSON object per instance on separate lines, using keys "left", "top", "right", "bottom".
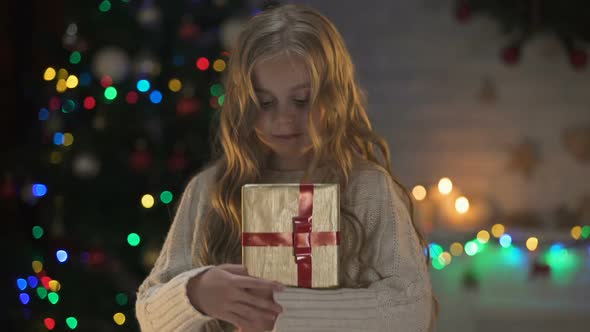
{"left": 273, "top": 134, "right": 301, "bottom": 140}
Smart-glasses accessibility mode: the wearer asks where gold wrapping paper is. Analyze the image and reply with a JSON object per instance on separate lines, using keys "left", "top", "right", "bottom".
{"left": 241, "top": 183, "right": 340, "bottom": 289}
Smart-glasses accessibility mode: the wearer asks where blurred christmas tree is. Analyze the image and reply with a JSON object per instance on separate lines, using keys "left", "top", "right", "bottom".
{"left": 5, "top": 0, "right": 257, "bottom": 330}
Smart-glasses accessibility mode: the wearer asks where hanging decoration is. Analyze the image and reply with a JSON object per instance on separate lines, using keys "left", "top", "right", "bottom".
{"left": 453, "top": 0, "right": 590, "bottom": 70}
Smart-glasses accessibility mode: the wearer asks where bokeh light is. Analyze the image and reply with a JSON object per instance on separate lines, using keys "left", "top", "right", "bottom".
{"left": 149, "top": 90, "right": 162, "bottom": 104}
{"left": 571, "top": 226, "right": 582, "bottom": 240}
{"left": 137, "top": 79, "right": 150, "bottom": 92}
{"left": 450, "top": 242, "right": 463, "bottom": 256}
{"left": 57, "top": 68, "right": 69, "bottom": 80}
{"left": 44, "top": 318, "right": 55, "bottom": 330}
{"left": 196, "top": 57, "right": 209, "bottom": 70}
{"left": 19, "top": 293, "right": 30, "bottom": 305}
{"left": 39, "top": 108, "right": 50, "bottom": 121}
{"left": 526, "top": 237, "right": 538, "bottom": 251}
{"left": 429, "top": 243, "right": 443, "bottom": 258}
{"left": 168, "top": 79, "right": 182, "bottom": 92}
{"left": 83, "top": 96, "right": 96, "bottom": 110}
{"left": 104, "top": 86, "right": 117, "bottom": 100}
{"left": 54, "top": 133, "right": 65, "bottom": 145}
{"left": 56, "top": 79, "right": 68, "bottom": 93}
{"left": 63, "top": 133, "right": 74, "bottom": 147}
{"left": 56, "top": 250, "right": 69, "bottom": 263}
{"left": 438, "top": 177, "right": 452, "bottom": 195}
{"left": 100, "top": 75, "right": 113, "bottom": 88}
{"left": 113, "top": 312, "right": 126, "bottom": 325}
{"left": 412, "top": 185, "right": 427, "bottom": 201}
{"left": 32, "top": 225, "right": 44, "bottom": 239}
{"left": 32, "top": 261, "right": 43, "bottom": 273}
{"left": 210, "top": 83, "right": 223, "bottom": 97}
{"left": 126, "top": 91, "right": 139, "bottom": 104}
{"left": 17, "top": 278, "right": 27, "bottom": 291}
{"left": 69, "top": 51, "right": 82, "bottom": 64}
{"left": 48, "top": 280, "right": 61, "bottom": 292}
{"left": 476, "top": 230, "right": 490, "bottom": 244}
{"left": 27, "top": 276, "right": 39, "bottom": 288}
{"left": 115, "top": 293, "right": 128, "bottom": 306}
{"left": 32, "top": 184, "right": 47, "bottom": 197}
{"left": 491, "top": 224, "right": 505, "bottom": 238}
{"left": 464, "top": 241, "right": 478, "bottom": 256}
{"left": 499, "top": 234, "right": 512, "bottom": 248}
{"left": 141, "top": 194, "right": 155, "bottom": 208}
{"left": 66, "top": 317, "right": 78, "bottom": 329}
{"left": 48, "top": 292, "right": 59, "bottom": 304}
{"left": 37, "top": 286, "right": 48, "bottom": 299}
{"left": 160, "top": 191, "right": 173, "bottom": 204}
{"left": 44, "top": 67, "right": 56, "bottom": 81}
{"left": 61, "top": 99, "right": 76, "bottom": 113}
{"left": 213, "top": 59, "right": 226, "bottom": 72}
{"left": 99, "top": 0, "right": 111, "bottom": 12}
{"left": 127, "top": 233, "right": 141, "bottom": 247}
{"left": 66, "top": 75, "right": 79, "bottom": 88}
{"left": 455, "top": 196, "right": 469, "bottom": 214}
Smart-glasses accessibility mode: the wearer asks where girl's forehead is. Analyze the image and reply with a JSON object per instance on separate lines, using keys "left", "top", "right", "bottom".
{"left": 253, "top": 56, "right": 310, "bottom": 93}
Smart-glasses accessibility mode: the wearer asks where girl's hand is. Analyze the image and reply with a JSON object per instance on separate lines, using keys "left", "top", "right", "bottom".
{"left": 188, "top": 264, "right": 284, "bottom": 332}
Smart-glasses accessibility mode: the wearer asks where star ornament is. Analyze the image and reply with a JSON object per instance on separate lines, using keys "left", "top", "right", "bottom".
{"left": 507, "top": 139, "right": 541, "bottom": 178}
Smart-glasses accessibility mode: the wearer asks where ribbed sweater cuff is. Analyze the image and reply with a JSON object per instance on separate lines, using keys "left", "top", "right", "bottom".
{"left": 273, "top": 287, "right": 379, "bottom": 331}
{"left": 139, "top": 265, "right": 216, "bottom": 331}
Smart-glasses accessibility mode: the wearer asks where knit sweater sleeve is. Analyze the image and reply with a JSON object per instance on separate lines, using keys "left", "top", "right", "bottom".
{"left": 272, "top": 170, "right": 434, "bottom": 332}
{"left": 134, "top": 173, "right": 218, "bottom": 332}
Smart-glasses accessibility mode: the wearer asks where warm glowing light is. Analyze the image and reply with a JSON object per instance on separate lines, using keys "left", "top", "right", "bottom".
{"left": 571, "top": 226, "right": 582, "bottom": 240}
{"left": 48, "top": 280, "right": 61, "bottom": 292}
{"left": 476, "top": 230, "right": 490, "bottom": 243}
{"left": 491, "top": 224, "right": 505, "bottom": 238}
{"left": 113, "top": 313, "right": 126, "bottom": 325}
{"left": 44, "top": 67, "right": 56, "bottom": 81}
{"left": 450, "top": 242, "right": 463, "bottom": 256}
{"left": 32, "top": 261, "right": 43, "bottom": 273}
{"left": 168, "top": 78, "right": 182, "bottom": 92}
{"left": 63, "top": 133, "right": 74, "bottom": 147}
{"left": 141, "top": 194, "right": 155, "bottom": 208}
{"left": 438, "top": 177, "right": 452, "bottom": 195}
{"left": 213, "top": 59, "right": 226, "bottom": 72}
{"left": 412, "top": 185, "right": 427, "bottom": 201}
{"left": 56, "top": 79, "right": 68, "bottom": 93}
{"left": 526, "top": 237, "right": 538, "bottom": 251}
{"left": 66, "top": 75, "right": 79, "bottom": 88}
{"left": 455, "top": 196, "right": 469, "bottom": 214}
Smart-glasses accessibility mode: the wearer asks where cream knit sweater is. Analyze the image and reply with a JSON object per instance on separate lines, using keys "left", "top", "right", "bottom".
{"left": 135, "top": 159, "right": 435, "bottom": 331}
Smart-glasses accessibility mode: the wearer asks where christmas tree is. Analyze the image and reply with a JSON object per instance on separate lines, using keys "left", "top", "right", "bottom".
{"left": 6, "top": 0, "right": 257, "bottom": 330}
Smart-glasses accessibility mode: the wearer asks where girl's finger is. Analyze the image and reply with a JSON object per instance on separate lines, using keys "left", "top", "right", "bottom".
{"left": 233, "top": 275, "right": 283, "bottom": 291}
{"left": 225, "top": 310, "right": 252, "bottom": 332}
{"left": 235, "top": 289, "right": 283, "bottom": 314}
{"left": 220, "top": 264, "right": 249, "bottom": 276}
{"left": 231, "top": 302, "right": 277, "bottom": 322}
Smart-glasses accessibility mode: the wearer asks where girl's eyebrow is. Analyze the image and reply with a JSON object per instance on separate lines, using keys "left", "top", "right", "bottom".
{"left": 254, "top": 82, "right": 310, "bottom": 93}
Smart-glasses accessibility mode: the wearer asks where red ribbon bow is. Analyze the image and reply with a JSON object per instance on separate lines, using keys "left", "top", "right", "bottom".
{"left": 242, "top": 183, "right": 340, "bottom": 288}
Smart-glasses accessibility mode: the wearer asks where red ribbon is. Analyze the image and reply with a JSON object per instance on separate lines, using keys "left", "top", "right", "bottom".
{"left": 242, "top": 183, "right": 340, "bottom": 288}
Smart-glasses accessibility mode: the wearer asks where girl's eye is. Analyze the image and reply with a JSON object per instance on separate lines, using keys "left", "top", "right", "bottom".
{"left": 294, "top": 99, "right": 309, "bottom": 106}
{"left": 260, "top": 100, "right": 273, "bottom": 108}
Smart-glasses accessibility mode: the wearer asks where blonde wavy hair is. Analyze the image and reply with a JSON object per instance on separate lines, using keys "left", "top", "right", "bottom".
{"left": 194, "top": 2, "right": 438, "bottom": 330}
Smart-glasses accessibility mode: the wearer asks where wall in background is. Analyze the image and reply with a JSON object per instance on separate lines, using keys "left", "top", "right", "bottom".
{"left": 294, "top": 0, "right": 590, "bottom": 228}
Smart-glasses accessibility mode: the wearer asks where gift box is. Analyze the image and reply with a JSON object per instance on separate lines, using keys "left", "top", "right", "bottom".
{"left": 241, "top": 183, "right": 340, "bottom": 289}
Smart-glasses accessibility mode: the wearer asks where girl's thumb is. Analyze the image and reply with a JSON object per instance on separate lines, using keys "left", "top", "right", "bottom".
{"left": 222, "top": 264, "right": 249, "bottom": 276}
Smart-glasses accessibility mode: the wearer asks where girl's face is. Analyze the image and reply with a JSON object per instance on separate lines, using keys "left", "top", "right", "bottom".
{"left": 253, "top": 55, "right": 322, "bottom": 170}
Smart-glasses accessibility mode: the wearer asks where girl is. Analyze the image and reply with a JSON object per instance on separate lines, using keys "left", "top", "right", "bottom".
{"left": 135, "top": 3, "right": 438, "bottom": 332}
